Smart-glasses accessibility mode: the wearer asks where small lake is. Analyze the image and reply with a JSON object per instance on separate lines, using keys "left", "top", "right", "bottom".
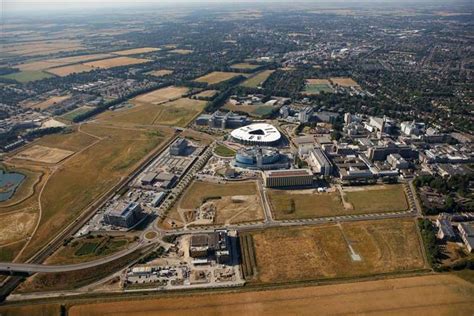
{"left": 0, "top": 170, "right": 26, "bottom": 202}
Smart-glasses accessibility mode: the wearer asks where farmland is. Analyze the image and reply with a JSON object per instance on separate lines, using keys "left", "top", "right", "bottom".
{"left": 111, "top": 47, "right": 160, "bottom": 55}
{"left": 0, "top": 71, "right": 53, "bottom": 83}
{"left": 132, "top": 86, "right": 189, "bottom": 104}
{"left": 240, "top": 70, "right": 274, "bottom": 88}
{"left": 46, "top": 64, "right": 95, "bottom": 77}
{"left": 194, "top": 71, "right": 241, "bottom": 85}
{"left": 147, "top": 69, "right": 173, "bottom": 77}
{"left": 223, "top": 102, "right": 275, "bottom": 118}
{"left": 247, "top": 219, "right": 425, "bottom": 284}
{"left": 17, "top": 53, "right": 115, "bottom": 71}
{"left": 2, "top": 39, "right": 84, "bottom": 57}
{"left": 65, "top": 274, "right": 474, "bottom": 316}
{"left": 83, "top": 57, "right": 151, "bottom": 69}
{"left": 169, "top": 49, "right": 193, "bottom": 55}
{"left": 194, "top": 90, "right": 218, "bottom": 99}
{"left": 330, "top": 77, "right": 360, "bottom": 87}
{"left": 230, "top": 63, "right": 261, "bottom": 71}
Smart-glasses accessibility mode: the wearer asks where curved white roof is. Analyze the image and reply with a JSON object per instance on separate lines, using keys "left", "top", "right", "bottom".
{"left": 231, "top": 123, "right": 281, "bottom": 144}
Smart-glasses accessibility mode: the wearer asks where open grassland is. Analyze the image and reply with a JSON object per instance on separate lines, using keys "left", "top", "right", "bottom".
{"left": 330, "top": 77, "right": 360, "bottom": 87}
{"left": 179, "top": 181, "right": 258, "bottom": 209}
{"left": 230, "top": 63, "right": 260, "bottom": 71}
{"left": 15, "top": 123, "right": 171, "bottom": 262}
{"left": 46, "top": 64, "right": 95, "bottom": 77}
{"left": 248, "top": 219, "right": 425, "bottom": 284}
{"left": 303, "top": 79, "right": 334, "bottom": 94}
{"left": 194, "top": 90, "right": 218, "bottom": 99}
{"left": 45, "top": 235, "right": 135, "bottom": 265}
{"left": 133, "top": 86, "right": 189, "bottom": 104}
{"left": 66, "top": 274, "right": 474, "bottom": 316}
{"left": 240, "top": 70, "right": 274, "bottom": 88}
{"left": 268, "top": 190, "right": 345, "bottom": 219}
{"left": 14, "top": 145, "right": 74, "bottom": 164}
{"left": 61, "top": 106, "right": 94, "bottom": 121}
{"left": 111, "top": 47, "right": 160, "bottom": 55}
{"left": 147, "top": 69, "right": 173, "bottom": 77}
{"left": 34, "top": 129, "right": 96, "bottom": 152}
{"left": 83, "top": 56, "right": 151, "bottom": 69}
{"left": 98, "top": 98, "right": 205, "bottom": 127}
{"left": 0, "top": 211, "right": 37, "bottom": 245}
{"left": 344, "top": 184, "right": 409, "bottom": 212}
{"left": 0, "top": 71, "right": 53, "bottom": 83}
{"left": 214, "top": 144, "right": 236, "bottom": 157}
{"left": 25, "top": 95, "right": 71, "bottom": 110}
{"left": 194, "top": 71, "right": 241, "bottom": 85}
{"left": 223, "top": 102, "right": 275, "bottom": 118}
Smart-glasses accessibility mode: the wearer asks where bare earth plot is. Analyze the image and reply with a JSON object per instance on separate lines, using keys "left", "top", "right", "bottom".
{"left": 14, "top": 145, "right": 74, "bottom": 164}
{"left": 83, "top": 57, "right": 151, "bottom": 69}
{"left": 330, "top": 77, "right": 360, "bottom": 87}
{"left": 64, "top": 274, "right": 474, "bottom": 316}
{"left": 194, "top": 71, "right": 241, "bottom": 85}
{"left": 248, "top": 218, "right": 425, "bottom": 284}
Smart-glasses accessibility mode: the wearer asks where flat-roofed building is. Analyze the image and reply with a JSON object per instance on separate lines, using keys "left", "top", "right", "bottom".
{"left": 309, "top": 148, "right": 333, "bottom": 176}
{"left": 436, "top": 219, "right": 456, "bottom": 241}
{"left": 263, "top": 169, "right": 313, "bottom": 188}
{"left": 104, "top": 202, "right": 142, "bottom": 228}
{"left": 458, "top": 223, "right": 474, "bottom": 253}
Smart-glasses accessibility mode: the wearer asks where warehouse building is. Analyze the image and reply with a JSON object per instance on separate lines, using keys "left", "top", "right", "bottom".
{"left": 104, "top": 202, "right": 142, "bottom": 228}
{"left": 263, "top": 169, "right": 313, "bottom": 188}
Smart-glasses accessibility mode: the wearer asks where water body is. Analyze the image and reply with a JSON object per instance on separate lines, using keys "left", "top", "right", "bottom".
{"left": 0, "top": 170, "right": 26, "bottom": 202}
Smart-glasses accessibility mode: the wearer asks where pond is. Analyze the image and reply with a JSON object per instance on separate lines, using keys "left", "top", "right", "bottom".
{"left": 0, "top": 170, "right": 26, "bottom": 202}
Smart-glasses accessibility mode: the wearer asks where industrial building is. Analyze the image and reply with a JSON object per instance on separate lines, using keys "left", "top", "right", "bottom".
{"left": 233, "top": 146, "right": 289, "bottom": 170}
{"left": 189, "top": 230, "right": 231, "bottom": 264}
{"left": 263, "top": 169, "right": 313, "bottom": 188}
{"left": 230, "top": 123, "right": 281, "bottom": 146}
{"left": 196, "top": 111, "right": 250, "bottom": 129}
{"left": 309, "top": 148, "right": 333, "bottom": 176}
{"left": 170, "top": 138, "right": 188, "bottom": 156}
{"left": 104, "top": 202, "right": 142, "bottom": 228}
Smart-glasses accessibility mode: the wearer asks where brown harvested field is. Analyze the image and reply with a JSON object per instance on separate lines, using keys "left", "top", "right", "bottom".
{"left": 111, "top": 47, "right": 160, "bottom": 55}
{"left": 147, "top": 69, "right": 173, "bottom": 77}
{"left": 306, "top": 78, "right": 331, "bottom": 85}
{"left": 17, "top": 53, "right": 114, "bottom": 71}
{"left": 268, "top": 190, "right": 345, "bottom": 220}
{"left": 194, "top": 71, "right": 241, "bottom": 85}
{"left": 67, "top": 274, "right": 474, "bottom": 316}
{"left": 0, "top": 304, "right": 61, "bottom": 316}
{"left": 343, "top": 184, "right": 409, "bottom": 213}
{"left": 133, "top": 86, "right": 189, "bottom": 104}
{"left": 46, "top": 64, "right": 95, "bottom": 77}
{"left": 249, "top": 219, "right": 425, "bottom": 284}
{"left": 99, "top": 98, "right": 205, "bottom": 127}
{"left": 14, "top": 124, "right": 172, "bottom": 262}
{"left": 0, "top": 210, "right": 37, "bottom": 245}
{"left": 330, "top": 77, "right": 360, "bottom": 87}
{"left": 26, "top": 95, "right": 71, "bottom": 110}
{"left": 83, "top": 57, "right": 151, "bottom": 69}
{"left": 194, "top": 90, "right": 218, "bottom": 98}
{"left": 14, "top": 145, "right": 74, "bottom": 164}
{"left": 230, "top": 62, "right": 260, "bottom": 70}
{"left": 169, "top": 49, "right": 193, "bottom": 55}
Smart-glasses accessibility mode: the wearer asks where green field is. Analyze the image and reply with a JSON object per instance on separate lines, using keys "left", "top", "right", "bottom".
{"left": 61, "top": 106, "right": 93, "bottom": 121}
{"left": 241, "top": 70, "right": 274, "bottom": 88}
{"left": 303, "top": 83, "right": 334, "bottom": 94}
{"left": 214, "top": 144, "right": 236, "bottom": 157}
{"left": 0, "top": 71, "right": 53, "bottom": 83}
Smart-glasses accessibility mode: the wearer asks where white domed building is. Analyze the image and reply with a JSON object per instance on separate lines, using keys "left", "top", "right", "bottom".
{"left": 230, "top": 123, "right": 281, "bottom": 146}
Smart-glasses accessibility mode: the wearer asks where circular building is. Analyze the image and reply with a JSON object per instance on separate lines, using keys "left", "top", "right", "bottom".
{"left": 234, "top": 146, "right": 289, "bottom": 170}
{"left": 230, "top": 123, "right": 281, "bottom": 146}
